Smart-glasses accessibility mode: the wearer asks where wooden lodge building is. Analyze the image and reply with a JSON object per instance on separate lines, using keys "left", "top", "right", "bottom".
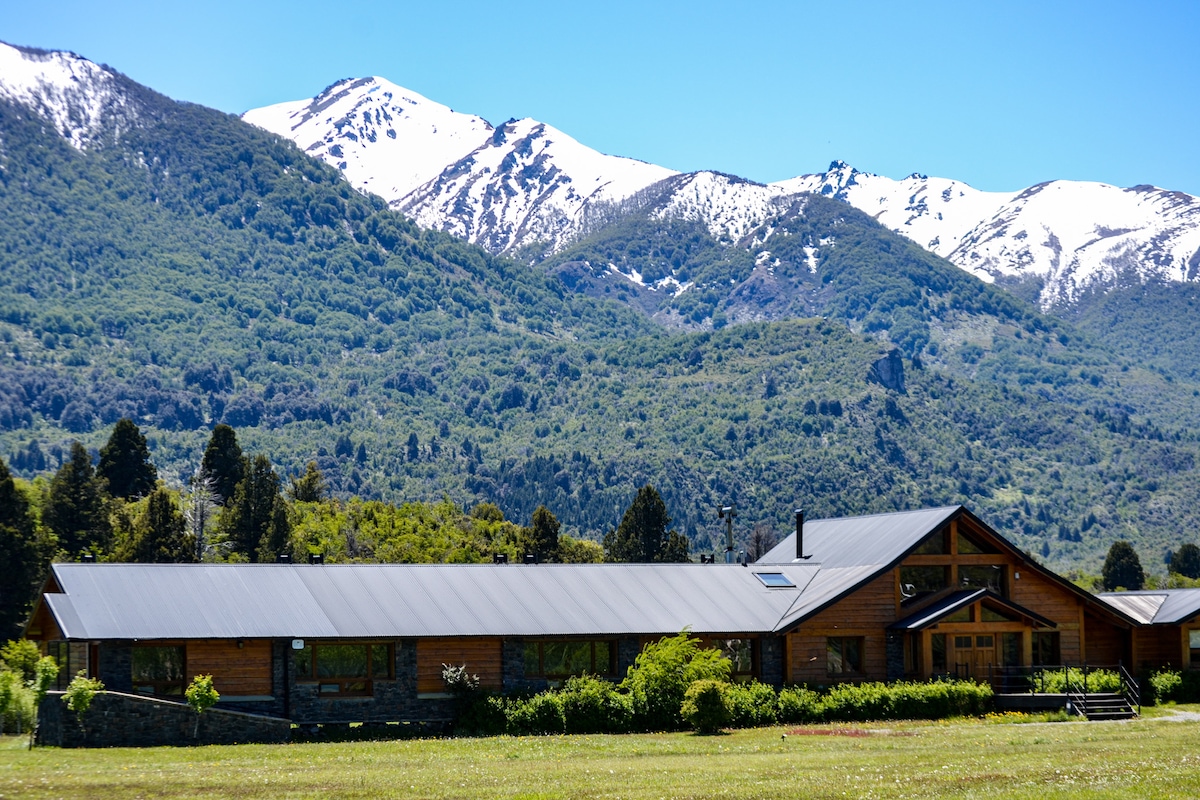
{"left": 23, "top": 505, "right": 1197, "bottom": 726}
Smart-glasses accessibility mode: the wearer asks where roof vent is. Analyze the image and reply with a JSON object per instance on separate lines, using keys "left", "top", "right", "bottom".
{"left": 81, "top": 553, "right": 96, "bottom": 563}
{"left": 308, "top": 553, "right": 324, "bottom": 565}
{"left": 277, "top": 554, "right": 291, "bottom": 564}
{"left": 493, "top": 553, "right": 508, "bottom": 564}
{"left": 523, "top": 553, "right": 538, "bottom": 565}
{"left": 700, "top": 554, "right": 715, "bottom": 564}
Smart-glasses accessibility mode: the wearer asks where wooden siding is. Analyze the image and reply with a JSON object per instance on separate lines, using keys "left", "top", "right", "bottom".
{"left": 1133, "top": 627, "right": 1185, "bottom": 671}
{"left": 1006, "top": 563, "right": 1083, "bottom": 661}
{"left": 1084, "top": 611, "right": 1128, "bottom": 664}
{"left": 788, "top": 572, "right": 896, "bottom": 683}
{"left": 186, "top": 639, "right": 272, "bottom": 696}
{"left": 416, "top": 638, "right": 502, "bottom": 693}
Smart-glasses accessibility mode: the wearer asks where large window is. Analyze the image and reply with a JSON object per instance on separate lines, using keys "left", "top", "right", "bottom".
{"left": 523, "top": 640, "right": 615, "bottom": 678}
{"left": 711, "top": 638, "right": 756, "bottom": 680}
{"left": 826, "top": 637, "right": 863, "bottom": 676}
{"left": 293, "top": 642, "right": 394, "bottom": 695}
{"left": 46, "top": 641, "right": 89, "bottom": 691}
{"left": 900, "top": 566, "right": 950, "bottom": 605}
{"left": 959, "top": 565, "right": 1006, "bottom": 596}
{"left": 1032, "top": 632, "right": 1060, "bottom": 666}
{"left": 132, "top": 645, "right": 185, "bottom": 696}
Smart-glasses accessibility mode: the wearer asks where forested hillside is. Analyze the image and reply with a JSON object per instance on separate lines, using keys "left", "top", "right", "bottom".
{"left": 3, "top": 62, "right": 1200, "bottom": 575}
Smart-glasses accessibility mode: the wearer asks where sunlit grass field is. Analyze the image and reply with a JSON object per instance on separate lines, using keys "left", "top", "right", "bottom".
{"left": 3, "top": 712, "right": 1199, "bottom": 799}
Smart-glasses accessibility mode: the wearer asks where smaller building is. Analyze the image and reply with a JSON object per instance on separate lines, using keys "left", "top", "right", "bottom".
{"left": 1096, "top": 590, "right": 1200, "bottom": 672}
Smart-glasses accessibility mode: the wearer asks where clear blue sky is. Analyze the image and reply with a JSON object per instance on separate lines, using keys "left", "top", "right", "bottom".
{"left": 3, "top": 0, "right": 1198, "bottom": 194}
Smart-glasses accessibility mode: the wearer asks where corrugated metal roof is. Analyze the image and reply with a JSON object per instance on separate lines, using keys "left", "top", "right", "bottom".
{"left": 45, "top": 562, "right": 825, "bottom": 640}
{"left": 758, "top": 506, "right": 962, "bottom": 568}
{"left": 1097, "top": 590, "right": 1200, "bottom": 625}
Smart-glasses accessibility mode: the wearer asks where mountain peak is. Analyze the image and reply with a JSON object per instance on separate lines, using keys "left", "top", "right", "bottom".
{"left": 0, "top": 41, "right": 134, "bottom": 149}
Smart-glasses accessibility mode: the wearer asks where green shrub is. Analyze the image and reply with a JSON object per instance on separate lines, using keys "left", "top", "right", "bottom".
{"left": 63, "top": 672, "right": 105, "bottom": 723}
{"left": 0, "top": 640, "right": 41, "bottom": 683}
{"left": 681, "top": 679, "right": 730, "bottom": 734}
{"left": 185, "top": 674, "right": 219, "bottom": 715}
{"left": 724, "top": 681, "right": 778, "bottom": 728}
{"left": 621, "top": 631, "right": 731, "bottom": 731}
{"left": 777, "top": 685, "right": 823, "bottom": 724}
{"left": 1036, "top": 668, "right": 1120, "bottom": 694}
{"left": 506, "top": 692, "right": 566, "bottom": 735}
{"left": 455, "top": 694, "right": 508, "bottom": 736}
{"left": 0, "top": 670, "right": 37, "bottom": 734}
{"left": 559, "top": 675, "right": 632, "bottom": 734}
{"left": 1149, "top": 670, "right": 1182, "bottom": 704}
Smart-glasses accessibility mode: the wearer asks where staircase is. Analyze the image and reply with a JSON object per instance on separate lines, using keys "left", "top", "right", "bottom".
{"left": 1070, "top": 692, "right": 1137, "bottom": 721}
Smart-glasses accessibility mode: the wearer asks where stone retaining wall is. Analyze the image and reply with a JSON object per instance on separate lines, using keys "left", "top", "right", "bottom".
{"left": 37, "top": 691, "right": 291, "bottom": 747}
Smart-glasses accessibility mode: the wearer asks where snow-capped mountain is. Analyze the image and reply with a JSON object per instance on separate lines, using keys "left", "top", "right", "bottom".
{"left": 244, "top": 77, "right": 675, "bottom": 255}
{"left": 0, "top": 42, "right": 141, "bottom": 149}
{"left": 779, "top": 162, "right": 1200, "bottom": 308}
{"left": 246, "top": 79, "right": 1200, "bottom": 310}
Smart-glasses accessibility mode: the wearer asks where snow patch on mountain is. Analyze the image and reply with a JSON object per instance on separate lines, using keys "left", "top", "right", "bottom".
{"left": 0, "top": 42, "right": 135, "bottom": 149}
{"left": 242, "top": 77, "right": 493, "bottom": 202}
{"left": 245, "top": 79, "right": 675, "bottom": 255}
{"left": 778, "top": 161, "right": 1200, "bottom": 307}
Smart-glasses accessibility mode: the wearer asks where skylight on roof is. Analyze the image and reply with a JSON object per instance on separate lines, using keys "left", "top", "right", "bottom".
{"left": 755, "top": 572, "right": 795, "bottom": 588}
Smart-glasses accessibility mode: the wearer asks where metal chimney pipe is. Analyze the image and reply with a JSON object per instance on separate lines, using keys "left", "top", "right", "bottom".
{"left": 795, "top": 508, "right": 811, "bottom": 560}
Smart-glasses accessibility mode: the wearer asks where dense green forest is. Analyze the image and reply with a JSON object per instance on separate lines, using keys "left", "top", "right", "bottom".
{"left": 3, "top": 66, "right": 1200, "bottom": 586}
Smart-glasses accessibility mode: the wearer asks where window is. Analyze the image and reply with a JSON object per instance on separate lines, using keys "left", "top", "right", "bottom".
{"left": 1001, "top": 633, "right": 1020, "bottom": 667}
{"left": 523, "top": 640, "right": 615, "bottom": 678}
{"left": 956, "top": 531, "right": 999, "bottom": 555}
{"left": 1032, "top": 632, "right": 1060, "bottom": 666}
{"left": 132, "top": 645, "right": 185, "bottom": 696}
{"left": 913, "top": 529, "right": 948, "bottom": 555}
{"left": 293, "top": 642, "right": 393, "bottom": 695}
{"left": 754, "top": 572, "right": 795, "bottom": 588}
{"left": 945, "top": 605, "right": 973, "bottom": 623}
{"left": 981, "top": 605, "right": 1019, "bottom": 622}
{"left": 959, "top": 565, "right": 1006, "bottom": 595}
{"left": 1190, "top": 631, "right": 1200, "bottom": 666}
{"left": 900, "top": 566, "right": 950, "bottom": 605}
{"left": 712, "top": 638, "right": 756, "bottom": 679}
{"left": 931, "top": 634, "right": 947, "bottom": 673}
{"left": 46, "top": 641, "right": 89, "bottom": 691}
{"left": 826, "top": 637, "right": 863, "bottom": 676}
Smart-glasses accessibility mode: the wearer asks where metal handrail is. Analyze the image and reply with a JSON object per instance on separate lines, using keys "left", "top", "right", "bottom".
{"left": 1117, "top": 663, "right": 1141, "bottom": 717}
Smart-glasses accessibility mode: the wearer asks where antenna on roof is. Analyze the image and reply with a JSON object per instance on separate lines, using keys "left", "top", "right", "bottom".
{"left": 719, "top": 505, "right": 737, "bottom": 563}
{"left": 795, "top": 508, "right": 812, "bottom": 560}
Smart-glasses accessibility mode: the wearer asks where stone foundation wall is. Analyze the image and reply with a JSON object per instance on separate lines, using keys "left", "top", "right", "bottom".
{"left": 37, "top": 691, "right": 290, "bottom": 748}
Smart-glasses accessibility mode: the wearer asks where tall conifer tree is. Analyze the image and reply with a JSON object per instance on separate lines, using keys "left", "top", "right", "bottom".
{"left": 0, "top": 458, "right": 38, "bottom": 637}
{"left": 45, "top": 441, "right": 110, "bottom": 557}
{"left": 131, "top": 487, "right": 193, "bottom": 563}
{"left": 603, "top": 485, "right": 688, "bottom": 563}
{"left": 97, "top": 418, "right": 157, "bottom": 499}
{"left": 201, "top": 424, "right": 244, "bottom": 504}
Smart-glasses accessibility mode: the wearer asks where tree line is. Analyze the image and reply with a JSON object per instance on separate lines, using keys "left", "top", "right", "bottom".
{"left": 0, "top": 420, "right": 690, "bottom": 639}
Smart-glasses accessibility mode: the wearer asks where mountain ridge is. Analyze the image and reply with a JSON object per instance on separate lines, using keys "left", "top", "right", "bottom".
{"left": 243, "top": 78, "right": 1200, "bottom": 313}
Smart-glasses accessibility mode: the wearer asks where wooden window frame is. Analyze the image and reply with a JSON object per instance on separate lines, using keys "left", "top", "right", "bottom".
{"left": 131, "top": 644, "right": 186, "bottom": 697}
{"left": 293, "top": 641, "right": 395, "bottom": 697}
{"left": 826, "top": 636, "right": 864, "bottom": 677}
{"left": 523, "top": 639, "right": 617, "bottom": 679}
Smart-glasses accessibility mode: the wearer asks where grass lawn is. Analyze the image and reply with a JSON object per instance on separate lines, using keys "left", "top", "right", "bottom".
{"left": 3, "top": 713, "right": 1200, "bottom": 799}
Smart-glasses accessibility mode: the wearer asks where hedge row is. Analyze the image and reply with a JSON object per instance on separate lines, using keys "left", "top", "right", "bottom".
{"left": 455, "top": 676, "right": 994, "bottom": 736}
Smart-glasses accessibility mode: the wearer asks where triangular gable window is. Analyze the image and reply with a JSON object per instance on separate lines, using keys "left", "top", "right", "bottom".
{"left": 957, "top": 530, "right": 1000, "bottom": 555}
